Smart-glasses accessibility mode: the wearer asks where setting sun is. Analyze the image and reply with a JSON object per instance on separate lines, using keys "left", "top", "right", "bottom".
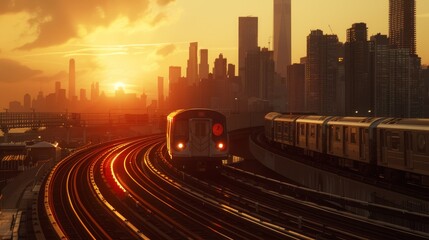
{"left": 114, "top": 82, "right": 126, "bottom": 91}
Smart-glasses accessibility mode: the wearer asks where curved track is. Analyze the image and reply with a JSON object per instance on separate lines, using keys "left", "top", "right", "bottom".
{"left": 39, "top": 133, "right": 429, "bottom": 239}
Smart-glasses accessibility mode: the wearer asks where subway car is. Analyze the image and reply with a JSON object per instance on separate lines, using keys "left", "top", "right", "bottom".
{"left": 265, "top": 112, "right": 429, "bottom": 185}
{"left": 166, "top": 109, "right": 228, "bottom": 172}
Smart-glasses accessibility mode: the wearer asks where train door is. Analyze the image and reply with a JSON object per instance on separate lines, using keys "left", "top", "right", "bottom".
{"left": 404, "top": 131, "right": 413, "bottom": 169}
{"left": 189, "top": 118, "right": 211, "bottom": 156}
{"left": 359, "top": 128, "right": 366, "bottom": 160}
{"left": 343, "top": 126, "right": 349, "bottom": 156}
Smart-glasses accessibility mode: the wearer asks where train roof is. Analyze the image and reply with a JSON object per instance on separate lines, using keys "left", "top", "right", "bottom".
{"left": 377, "top": 118, "right": 429, "bottom": 131}
{"left": 327, "top": 116, "right": 386, "bottom": 127}
{"left": 275, "top": 114, "right": 302, "bottom": 122}
{"left": 296, "top": 115, "right": 333, "bottom": 124}
{"left": 264, "top": 112, "right": 283, "bottom": 120}
{"left": 167, "top": 108, "right": 225, "bottom": 120}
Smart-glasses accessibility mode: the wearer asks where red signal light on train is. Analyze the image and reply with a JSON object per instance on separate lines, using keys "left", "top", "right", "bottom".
{"left": 212, "top": 123, "right": 224, "bottom": 136}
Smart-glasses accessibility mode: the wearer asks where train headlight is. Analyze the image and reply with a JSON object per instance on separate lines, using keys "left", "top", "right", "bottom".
{"left": 176, "top": 142, "right": 185, "bottom": 151}
{"left": 217, "top": 142, "right": 225, "bottom": 150}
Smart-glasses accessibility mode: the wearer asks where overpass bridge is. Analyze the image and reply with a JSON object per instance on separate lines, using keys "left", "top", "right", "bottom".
{"left": 0, "top": 112, "right": 150, "bottom": 142}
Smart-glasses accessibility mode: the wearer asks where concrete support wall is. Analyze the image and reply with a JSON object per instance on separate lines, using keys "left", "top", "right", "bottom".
{"left": 249, "top": 137, "right": 429, "bottom": 214}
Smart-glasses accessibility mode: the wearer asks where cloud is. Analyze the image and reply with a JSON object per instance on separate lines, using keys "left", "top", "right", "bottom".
{"left": 0, "top": 0, "right": 175, "bottom": 50}
{"left": 157, "top": 0, "right": 175, "bottom": 6}
{"left": 31, "top": 71, "right": 68, "bottom": 84}
{"left": 0, "top": 58, "right": 42, "bottom": 82}
{"left": 156, "top": 44, "right": 176, "bottom": 57}
{"left": 151, "top": 13, "right": 167, "bottom": 26}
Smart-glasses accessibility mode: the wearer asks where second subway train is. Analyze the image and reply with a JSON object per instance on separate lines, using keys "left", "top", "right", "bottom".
{"left": 265, "top": 112, "right": 429, "bottom": 185}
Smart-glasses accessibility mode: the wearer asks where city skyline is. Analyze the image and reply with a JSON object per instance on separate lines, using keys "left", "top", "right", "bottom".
{"left": 1, "top": 0, "right": 429, "bottom": 109}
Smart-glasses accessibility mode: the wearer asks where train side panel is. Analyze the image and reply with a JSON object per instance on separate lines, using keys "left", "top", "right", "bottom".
{"left": 296, "top": 116, "right": 332, "bottom": 154}
{"left": 327, "top": 117, "right": 385, "bottom": 165}
{"left": 377, "top": 118, "right": 429, "bottom": 177}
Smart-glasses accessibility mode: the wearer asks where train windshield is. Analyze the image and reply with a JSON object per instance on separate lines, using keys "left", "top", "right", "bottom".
{"left": 174, "top": 119, "right": 189, "bottom": 139}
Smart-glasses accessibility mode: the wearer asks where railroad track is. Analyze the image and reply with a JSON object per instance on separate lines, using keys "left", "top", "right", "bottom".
{"left": 39, "top": 133, "right": 429, "bottom": 239}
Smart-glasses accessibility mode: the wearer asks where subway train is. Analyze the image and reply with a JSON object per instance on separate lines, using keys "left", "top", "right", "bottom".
{"left": 166, "top": 108, "right": 228, "bottom": 172}
{"left": 264, "top": 112, "right": 429, "bottom": 185}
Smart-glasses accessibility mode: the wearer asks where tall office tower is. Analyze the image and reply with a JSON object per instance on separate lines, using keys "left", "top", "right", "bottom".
{"left": 186, "top": 42, "right": 198, "bottom": 86}
{"left": 286, "top": 64, "right": 305, "bottom": 113}
{"left": 214, "top": 54, "right": 227, "bottom": 79}
{"left": 169, "top": 66, "right": 182, "bottom": 111}
{"left": 80, "top": 89, "right": 87, "bottom": 102}
{"left": 239, "top": 17, "right": 258, "bottom": 86}
{"left": 91, "top": 82, "right": 99, "bottom": 101}
{"left": 69, "top": 59, "right": 76, "bottom": 101}
{"left": 199, "top": 49, "right": 209, "bottom": 80}
{"left": 370, "top": 34, "right": 422, "bottom": 117}
{"left": 23, "top": 93, "right": 31, "bottom": 110}
{"left": 273, "top": 0, "right": 291, "bottom": 79}
{"left": 305, "top": 30, "right": 342, "bottom": 115}
{"left": 227, "top": 64, "right": 236, "bottom": 78}
{"left": 389, "top": 0, "right": 416, "bottom": 54}
{"left": 158, "top": 76, "right": 164, "bottom": 110}
{"left": 245, "top": 48, "right": 275, "bottom": 100}
{"left": 345, "top": 23, "right": 371, "bottom": 116}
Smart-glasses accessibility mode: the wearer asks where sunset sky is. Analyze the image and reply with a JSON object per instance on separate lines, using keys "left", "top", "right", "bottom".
{"left": 0, "top": 0, "right": 428, "bottom": 110}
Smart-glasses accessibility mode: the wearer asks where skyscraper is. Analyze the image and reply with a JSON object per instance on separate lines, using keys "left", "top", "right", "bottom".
{"left": 69, "top": 59, "right": 76, "bottom": 101}
{"left": 305, "top": 30, "right": 342, "bottom": 115}
{"left": 213, "top": 54, "right": 227, "bottom": 79}
{"left": 389, "top": 0, "right": 416, "bottom": 54}
{"left": 186, "top": 42, "right": 198, "bottom": 86}
{"left": 286, "top": 64, "right": 305, "bottom": 113}
{"left": 245, "top": 48, "right": 275, "bottom": 100}
{"left": 239, "top": 17, "right": 258, "bottom": 86}
{"left": 345, "top": 23, "right": 371, "bottom": 116}
{"left": 158, "top": 76, "right": 164, "bottom": 111}
{"left": 199, "top": 49, "right": 209, "bottom": 80}
{"left": 273, "top": 0, "right": 291, "bottom": 79}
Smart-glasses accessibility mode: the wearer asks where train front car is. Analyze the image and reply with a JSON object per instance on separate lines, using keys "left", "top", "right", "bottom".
{"left": 264, "top": 112, "right": 283, "bottom": 143}
{"left": 166, "top": 109, "right": 228, "bottom": 172}
{"left": 376, "top": 118, "right": 429, "bottom": 185}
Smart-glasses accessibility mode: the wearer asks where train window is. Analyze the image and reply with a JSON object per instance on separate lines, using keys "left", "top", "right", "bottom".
{"left": 350, "top": 128, "right": 357, "bottom": 144}
{"left": 417, "top": 134, "right": 426, "bottom": 153}
{"left": 335, "top": 127, "right": 341, "bottom": 141}
{"left": 390, "top": 133, "right": 400, "bottom": 150}
{"left": 195, "top": 121, "right": 208, "bottom": 137}
{"left": 300, "top": 124, "right": 305, "bottom": 136}
{"left": 174, "top": 119, "right": 189, "bottom": 138}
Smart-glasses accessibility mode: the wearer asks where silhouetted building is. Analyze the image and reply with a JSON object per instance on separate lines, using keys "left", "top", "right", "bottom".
{"left": 305, "top": 30, "right": 342, "bottom": 115}
{"left": 422, "top": 67, "right": 429, "bottom": 117}
{"left": 239, "top": 17, "right": 258, "bottom": 86}
{"left": 23, "top": 93, "right": 31, "bottom": 111}
{"left": 286, "top": 64, "right": 305, "bottom": 112}
{"left": 245, "top": 48, "right": 275, "bottom": 101}
{"left": 214, "top": 54, "right": 227, "bottom": 79}
{"left": 227, "top": 64, "right": 235, "bottom": 78}
{"left": 158, "top": 76, "right": 164, "bottom": 111}
{"left": 69, "top": 59, "right": 76, "bottom": 102}
{"left": 91, "top": 82, "right": 99, "bottom": 101}
{"left": 389, "top": 0, "right": 416, "bottom": 55}
{"left": 345, "top": 23, "right": 372, "bottom": 116}
{"left": 370, "top": 33, "right": 422, "bottom": 117}
{"left": 273, "top": 0, "right": 291, "bottom": 80}
{"left": 80, "top": 89, "right": 87, "bottom": 102}
{"left": 199, "top": 49, "right": 209, "bottom": 80}
{"left": 186, "top": 42, "right": 198, "bottom": 86}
